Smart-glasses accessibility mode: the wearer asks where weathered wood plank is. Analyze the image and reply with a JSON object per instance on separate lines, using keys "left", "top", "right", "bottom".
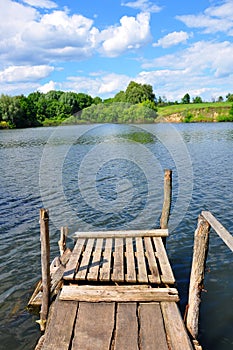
{"left": 135, "top": 237, "right": 148, "bottom": 283}
{"left": 139, "top": 303, "right": 168, "bottom": 350}
{"left": 75, "top": 238, "right": 95, "bottom": 280}
{"left": 144, "top": 237, "right": 160, "bottom": 284}
{"left": 87, "top": 238, "right": 103, "bottom": 281}
{"left": 99, "top": 238, "right": 112, "bottom": 282}
{"left": 153, "top": 237, "right": 175, "bottom": 284}
{"left": 202, "top": 210, "right": 233, "bottom": 252}
{"left": 41, "top": 299, "right": 78, "bottom": 350}
{"left": 40, "top": 208, "right": 50, "bottom": 331}
{"left": 112, "top": 238, "right": 124, "bottom": 282}
{"left": 114, "top": 303, "right": 139, "bottom": 350}
{"left": 161, "top": 302, "right": 194, "bottom": 350}
{"left": 73, "top": 229, "right": 168, "bottom": 239}
{"left": 59, "top": 285, "right": 179, "bottom": 302}
{"left": 125, "top": 237, "right": 136, "bottom": 283}
{"left": 160, "top": 169, "right": 172, "bottom": 229}
{"left": 63, "top": 238, "right": 86, "bottom": 280}
{"left": 71, "top": 302, "right": 115, "bottom": 350}
{"left": 186, "top": 214, "right": 210, "bottom": 339}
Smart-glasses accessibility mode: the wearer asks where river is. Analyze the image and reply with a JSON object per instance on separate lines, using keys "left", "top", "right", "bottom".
{"left": 0, "top": 123, "right": 232, "bottom": 350}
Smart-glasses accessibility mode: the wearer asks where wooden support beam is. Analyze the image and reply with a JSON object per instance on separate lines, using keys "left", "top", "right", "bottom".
{"left": 186, "top": 214, "right": 210, "bottom": 339}
{"left": 201, "top": 211, "right": 233, "bottom": 252}
{"left": 58, "top": 226, "right": 68, "bottom": 256}
{"left": 72, "top": 228, "right": 168, "bottom": 239}
{"left": 39, "top": 208, "right": 50, "bottom": 332}
{"left": 160, "top": 169, "right": 172, "bottom": 229}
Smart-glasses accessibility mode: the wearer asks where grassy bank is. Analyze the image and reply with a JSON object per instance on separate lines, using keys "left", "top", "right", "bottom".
{"left": 157, "top": 102, "right": 233, "bottom": 122}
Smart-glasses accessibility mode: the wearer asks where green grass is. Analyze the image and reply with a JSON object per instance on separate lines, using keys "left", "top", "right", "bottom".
{"left": 157, "top": 102, "right": 232, "bottom": 122}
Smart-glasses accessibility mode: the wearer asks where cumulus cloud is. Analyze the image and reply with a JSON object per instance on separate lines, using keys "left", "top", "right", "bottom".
{"left": 21, "top": 0, "right": 57, "bottom": 9}
{"left": 0, "top": 65, "right": 54, "bottom": 82}
{"left": 177, "top": 0, "right": 233, "bottom": 34}
{"left": 38, "top": 80, "right": 57, "bottom": 93}
{"left": 153, "top": 31, "right": 190, "bottom": 48}
{"left": 140, "top": 40, "right": 233, "bottom": 100}
{"left": 64, "top": 72, "right": 131, "bottom": 97}
{"left": 0, "top": 1, "right": 152, "bottom": 69}
{"left": 144, "top": 40, "right": 233, "bottom": 76}
{"left": 122, "top": 0, "right": 162, "bottom": 13}
{"left": 100, "top": 12, "right": 151, "bottom": 57}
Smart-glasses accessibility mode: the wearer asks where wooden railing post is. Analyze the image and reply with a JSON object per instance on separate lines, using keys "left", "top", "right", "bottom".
{"left": 160, "top": 169, "right": 172, "bottom": 229}
{"left": 58, "top": 226, "right": 68, "bottom": 256}
{"left": 39, "top": 208, "right": 50, "bottom": 332}
{"left": 186, "top": 214, "right": 210, "bottom": 339}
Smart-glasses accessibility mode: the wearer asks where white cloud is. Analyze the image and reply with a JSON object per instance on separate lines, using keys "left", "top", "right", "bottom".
{"left": 140, "top": 40, "right": 233, "bottom": 100}
{"left": 38, "top": 80, "right": 57, "bottom": 93}
{"left": 176, "top": 1, "right": 233, "bottom": 34}
{"left": 122, "top": 0, "right": 162, "bottom": 13}
{"left": 143, "top": 40, "right": 233, "bottom": 76}
{"left": 100, "top": 12, "right": 151, "bottom": 57}
{"left": 64, "top": 72, "right": 131, "bottom": 97}
{"left": 21, "top": 0, "right": 57, "bottom": 9}
{"left": 153, "top": 31, "right": 190, "bottom": 48}
{"left": 0, "top": 65, "right": 54, "bottom": 83}
{"left": 0, "top": 1, "right": 152, "bottom": 68}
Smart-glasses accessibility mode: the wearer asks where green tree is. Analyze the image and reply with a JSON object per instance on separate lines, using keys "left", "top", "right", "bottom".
{"left": 226, "top": 93, "right": 233, "bottom": 102}
{"left": 192, "top": 96, "right": 203, "bottom": 103}
{"left": 125, "top": 81, "right": 155, "bottom": 104}
{"left": 181, "top": 93, "right": 190, "bottom": 104}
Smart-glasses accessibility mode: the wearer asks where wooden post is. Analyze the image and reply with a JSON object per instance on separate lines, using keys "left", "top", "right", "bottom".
{"left": 160, "top": 169, "right": 172, "bottom": 229}
{"left": 58, "top": 226, "right": 68, "bottom": 256}
{"left": 39, "top": 208, "right": 50, "bottom": 332}
{"left": 186, "top": 214, "right": 210, "bottom": 339}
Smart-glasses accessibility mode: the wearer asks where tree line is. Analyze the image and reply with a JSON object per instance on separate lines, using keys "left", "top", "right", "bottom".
{"left": 0, "top": 81, "right": 233, "bottom": 128}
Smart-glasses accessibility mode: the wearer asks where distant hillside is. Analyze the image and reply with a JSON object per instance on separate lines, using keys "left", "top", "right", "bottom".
{"left": 156, "top": 102, "right": 233, "bottom": 122}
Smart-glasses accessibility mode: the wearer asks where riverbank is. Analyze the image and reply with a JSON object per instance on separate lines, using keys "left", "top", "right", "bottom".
{"left": 0, "top": 102, "right": 232, "bottom": 129}
{"left": 156, "top": 102, "right": 233, "bottom": 123}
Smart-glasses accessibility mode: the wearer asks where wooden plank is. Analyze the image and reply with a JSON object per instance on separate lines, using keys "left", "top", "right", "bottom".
{"left": 71, "top": 302, "right": 115, "bottom": 350}
{"left": 112, "top": 238, "right": 124, "bottom": 282}
{"left": 114, "top": 303, "right": 139, "bottom": 350}
{"left": 144, "top": 237, "right": 160, "bottom": 284}
{"left": 87, "top": 238, "right": 103, "bottom": 281}
{"left": 63, "top": 238, "right": 86, "bottom": 280}
{"left": 39, "top": 208, "right": 50, "bottom": 331}
{"left": 73, "top": 228, "right": 168, "bottom": 239}
{"left": 139, "top": 303, "right": 168, "bottom": 350}
{"left": 99, "top": 238, "right": 112, "bottom": 282}
{"left": 160, "top": 169, "right": 172, "bottom": 229}
{"left": 161, "top": 302, "right": 194, "bottom": 350}
{"left": 202, "top": 210, "right": 233, "bottom": 252}
{"left": 186, "top": 214, "right": 210, "bottom": 339}
{"left": 125, "top": 237, "right": 136, "bottom": 283}
{"left": 59, "top": 285, "right": 179, "bottom": 302}
{"left": 41, "top": 299, "right": 78, "bottom": 350}
{"left": 135, "top": 237, "right": 148, "bottom": 283}
{"left": 75, "top": 238, "right": 95, "bottom": 280}
{"left": 153, "top": 237, "right": 175, "bottom": 284}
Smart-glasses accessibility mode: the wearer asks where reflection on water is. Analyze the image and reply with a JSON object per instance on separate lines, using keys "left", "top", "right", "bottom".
{"left": 0, "top": 123, "right": 233, "bottom": 349}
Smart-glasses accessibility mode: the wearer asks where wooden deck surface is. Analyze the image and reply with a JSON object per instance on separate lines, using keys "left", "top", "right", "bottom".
{"left": 35, "top": 231, "right": 194, "bottom": 350}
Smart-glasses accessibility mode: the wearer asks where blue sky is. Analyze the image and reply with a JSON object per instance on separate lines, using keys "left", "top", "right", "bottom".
{"left": 1, "top": 0, "right": 233, "bottom": 101}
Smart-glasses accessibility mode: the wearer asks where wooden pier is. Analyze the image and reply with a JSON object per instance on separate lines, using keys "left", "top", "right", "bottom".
{"left": 30, "top": 170, "right": 203, "bottom": 350}
{"left": 32, "top": 230, "right": 195, "bottom": 350}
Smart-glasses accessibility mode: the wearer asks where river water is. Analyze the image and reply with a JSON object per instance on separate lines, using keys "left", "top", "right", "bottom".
{"left": 0, "top": 123, "right": 232, "bottom": 350}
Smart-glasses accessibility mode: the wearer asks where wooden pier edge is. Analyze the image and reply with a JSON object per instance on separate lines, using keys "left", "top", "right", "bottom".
{"left": 39, "top": 209, "right": 50, "bottom": 332}
{"left": 186, "top": 210, "right": 233, "bottom": 343}
{"left": 160, "top": 169, "right": 172, "bottom": 229}
{"left": 186, "top": 214, "right": 210, "bottom": 340}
